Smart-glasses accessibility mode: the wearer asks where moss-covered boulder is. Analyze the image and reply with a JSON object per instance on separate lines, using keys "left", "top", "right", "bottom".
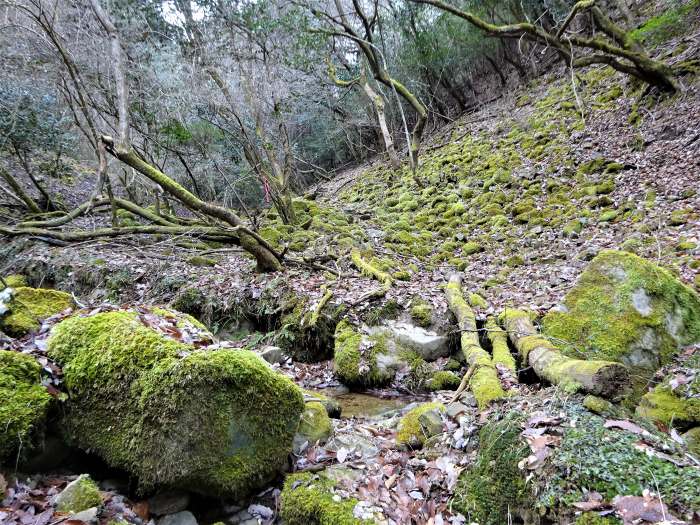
{"left": 451, "top": 398, "right": 700, "bottom": 524}
{"left": 303, "top": 390, "right": 342, "bottom": 418}
{"left": 543, "top": 251, "right": 700, "bottom": 372}
{"left": 0, "top": 350, "right": 52, "bottom": 464}
{"left": 0, "top": 286, "right": 74, "bottom": 337}
{"left": 55, "top": 474, "right": 102, "bottom": 513}
{"left": 333, "top": 320, "right": 409, "bottom": 388}
{"left": 280, "top": 468, "right": 379, "bottom": 524}
{"left": 47, "top": 308, "right": 304, "bottom": 498}
{"left": 293, "top": 401, "right": 333, "bottom": 453}
{"left": 395, "top": 402, "right": 445, "bottom": 448}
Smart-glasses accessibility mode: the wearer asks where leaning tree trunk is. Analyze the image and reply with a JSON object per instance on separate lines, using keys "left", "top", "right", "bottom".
{"left": 499, "top": 308, "right": 629, "bottom": 399}
{"left": 445, "top": 275, "right": 506, "bottom": 409}
{"left": 0, "top": 168, "right": 41, "bottom": 213}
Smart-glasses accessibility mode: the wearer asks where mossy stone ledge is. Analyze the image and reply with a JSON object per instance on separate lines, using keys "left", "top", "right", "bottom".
{"left": 47, "top": 308, "right": 304, "bottom": 498}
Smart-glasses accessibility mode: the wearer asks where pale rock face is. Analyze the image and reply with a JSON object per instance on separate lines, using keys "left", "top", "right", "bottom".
{"left": 372, "top": 320, "right": 450, "bottom": 361}
{"left": 632, "top": 288, "right": 652, "bottom": 316}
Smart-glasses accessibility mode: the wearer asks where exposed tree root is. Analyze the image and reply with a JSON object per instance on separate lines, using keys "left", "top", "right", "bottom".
{"left": 499, "top": 308, "right": 630, "bottom": 399}
{"left": 445, "top": 274, "right": 506, "bottom": 409}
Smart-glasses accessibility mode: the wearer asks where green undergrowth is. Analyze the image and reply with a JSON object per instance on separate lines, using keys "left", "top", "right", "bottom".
{"left": 451, "top": 399, "right": 700, "bottom": 523}
{"left": 336, "top": 67, "right": 635, "bottom": 270}
{"left": 631, "top": 0, "right": 700, "bottom": 45}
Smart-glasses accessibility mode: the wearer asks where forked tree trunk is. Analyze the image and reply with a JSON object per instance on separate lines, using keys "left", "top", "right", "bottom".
{"left": 445, "top": 275, "right": 506, "bottom": 409}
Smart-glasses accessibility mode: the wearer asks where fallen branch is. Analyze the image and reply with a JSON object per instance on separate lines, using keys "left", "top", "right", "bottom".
{"left": 350, "top": 249, "right": 392, "bottom": 305}
{"left": 499, "top": 308, "right": 629, "bottom": 399}
{"left": 445, "top": 274, "right": 506, "bottom": 409}
{"left": 485, "top": 316, "right": 517, "bottom": 374}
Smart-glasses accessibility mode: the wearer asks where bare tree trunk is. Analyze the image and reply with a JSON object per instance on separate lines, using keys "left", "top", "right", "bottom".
{"left": 0, "top": 167, "right": 41, "bottom": 213}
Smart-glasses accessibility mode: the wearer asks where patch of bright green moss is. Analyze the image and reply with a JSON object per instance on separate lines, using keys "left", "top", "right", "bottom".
{"left": 0, "top": 350, "right": 52, "bottom": 463}
{"left": 333, "top": 321, "right": 396, "bottom": 387}
{"left": 410, "top": 299, "right": 433, "bottom": 328}
{"left": 186, "top": 255, "right": 217, "bottom": 267}
{"left": 631, "top": 0, "right": 700, "bottom": 45}
{"left": 280, "top": 470, "right": 369, "bottom": 525}
{"left": 56, "top": 474, "right": 102, "bottom": 513}
{"left": 636, "top": 386, "right": 700, "bottom": 427}
{"left": 427, "top": 371, "right": 460, "bottom": 391}
{"left": 0, "top": 287, "right": 74, "bottom": 337}
{"left": 296, "top": 402, "right": 332, "bottom": 446}
{"left": 1, "top": 275, "right": 28, "bottom": 289}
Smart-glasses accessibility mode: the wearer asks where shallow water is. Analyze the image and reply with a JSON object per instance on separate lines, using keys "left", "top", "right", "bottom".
{"left": 324, "top": 390, "right": 409, "bottom": 418}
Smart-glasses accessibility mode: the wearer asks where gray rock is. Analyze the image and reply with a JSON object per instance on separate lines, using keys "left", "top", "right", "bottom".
{"left": 148, "top": 490, "right": 190, "bottom": 516}
{"left": 445, "top": 402, "right": 470, "bottom": 420}
{"left": 71, "top": 507, "right": 99, "bottom": 523}
{"left": 373, "top": 321, "right": 450, "bottom": 361}
{"left": 259, "top": 345, "right": 286, "bottom": 364}
{"left": 418, "top": 408, "right": 444, "bottom": 437}
{"left": 326, "top": 432, "right": 379, "bottom": 460}
{"left": 157, "top": 511, "right": 198, "bottom": 525}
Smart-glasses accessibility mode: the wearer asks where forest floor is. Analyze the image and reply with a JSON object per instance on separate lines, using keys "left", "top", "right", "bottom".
{"left": 2, "top": 20, "right": 700, "bottom": 525}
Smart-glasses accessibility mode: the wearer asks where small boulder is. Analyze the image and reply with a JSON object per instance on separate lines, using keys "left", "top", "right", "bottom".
{"left": 259, "top": 345, "right": 286, "bottom": 365}
{"left": 55, "top": 475, "right": 102, "bottom": 513}
{"left": 543, "top": 251, "right": 700, "bottom": 372}
{"left": 333, "top": 320, "right": 409, "bottom": 387}
{"left": 71, "top": 507, "right": 99, "bottom": 524}
{"left": 374, "top": 321, "right": 450, "bottom": 361}
{"left": 292, "top": 401, "right": 333, "bottom": 453}
{"left": 156, "top": 511, "right": 198, "bottom": 525}
{"left": 148, "top": 490, "right": 190, "bottom": 516}
{"left": 302, "top": 390, "right": 342, "bottom": 418}
{"left": 396, "top": 402, "right": 445, "bottom": 448}
{"left": 0, "top": 286, "right": 74, "bottom": 337}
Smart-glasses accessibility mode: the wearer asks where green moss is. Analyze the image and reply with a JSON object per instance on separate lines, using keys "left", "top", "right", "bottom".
{"left": 410, "top": 299, "right": 433, "bottom": 328}
{"left": 56, "top": 475, "right": 102, "bottom": 513}
{"left": 540, "top": 408, "right": 700, "bottom": 514}
{"left": 599, "top": 209, "right": 619, "bottom": 223}
{"left": 396, "top": 402, "right": 445, "bottom": 448}
{"left": 296, "top": 402, "right": 332, "bottom": 445}
{"left": 505, "top": 255, "right": 525, "bottom": 267}
{"left": 427, "top": 371, "right": 460, "bottom": 391}
{"left": 676, "top": 241, "right": 697, "bottom": 251}
{"left": 1, "top": 274, "right": 28, "bottom": 289}
{"left": 0, "top": 350, "right": 52, "bottom": 464}
{"left": 543, "top": 250, "right": 700, "bottom": 373}
{"left": 280, "top": 471, "right": 369, "bottom": 525}
{"left": 451, "top": 415, "right": 528, "bottom": 525}
{"left": 684, "top": 427, "right": 700, "bottom": 456}
{"left": 365, "top": 300, "right": 400, "bottom": 326}
{"left": 333, "top": 321, "right": 396, "bottom": 387}
{"left": 563, "top": 219, "right": 584, "bottom": 237}
{"left": 636, "top": 386, "right": 700, "bottom": 427}
{"left": 186, "top": 255, "right": 217, "bottom": 267}
{"left": 47, "top": 310, "right": 304, "bottom": 498}
{"left": 468, "top": 293, "right": 487, "bottom": 309}
{"left": 303, "top": 390, "right": 341, "bottom": 418}
{"left": 463, "top": 242, "right": 483, "bottom": 256}
{"left": 669, "top": 209, "right": 691, "bottom": 226}
{"left": 0, "top": 286, "right": 74, "bottom": 337}
{"left": 485, "top": 317, "right": 516, "bottom": 373}
{"left": 575, "top": 513, "right": 620, "bottom": 525}
{"left": 631, "top": 0, "right": 700, "bottom": 45}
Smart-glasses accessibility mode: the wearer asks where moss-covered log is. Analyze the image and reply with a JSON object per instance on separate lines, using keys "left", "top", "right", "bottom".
{"left": 47, "top": 308, "right": 304, "bottom": 497}
{"left": 485, "top": 316, "right": 516, "bottom": 373}
{"left": 445, "top": 275, "right": 505, "bottom": 409}
{"left": 500, "top": 308, "right": 629, "bottom": 398}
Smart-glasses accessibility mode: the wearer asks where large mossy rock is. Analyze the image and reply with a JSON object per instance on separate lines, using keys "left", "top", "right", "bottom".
{"left": 47, "top": 308, "right": 304, "bottom": 498}
{"left": 0, "top": 350, "right": 52, "bottom": 464}
{"left": 450, "top": 398, "right": 700, "bottom": 524}
{"left": 0, "top": 285, "right": 74, "bottom": 337}
{"left": 543, "top": 251, "right": 700, "bottom": 371}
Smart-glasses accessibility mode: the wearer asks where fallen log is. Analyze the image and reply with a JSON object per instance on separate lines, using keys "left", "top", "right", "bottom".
{"left": 499, "top": 308, "right": 629, "bottom": 399}
{"left": 485, "top": 316, "right": 517, "bottom": 374}
{"left": 445, "top": 275, "right": 505, "bottom": 409}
